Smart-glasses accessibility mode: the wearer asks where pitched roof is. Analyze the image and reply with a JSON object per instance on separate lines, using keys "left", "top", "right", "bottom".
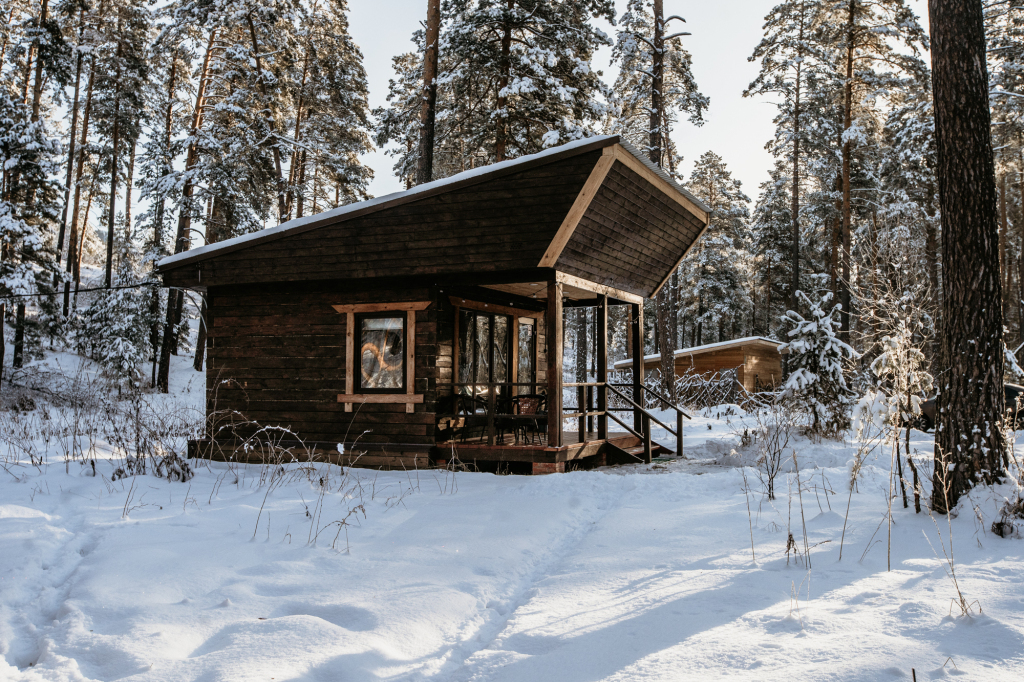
{"left": 157, "top": 136, "right": 712, "bottom": 299}
{"left": 613, "top": 336, "right": 785, "bottom": 369}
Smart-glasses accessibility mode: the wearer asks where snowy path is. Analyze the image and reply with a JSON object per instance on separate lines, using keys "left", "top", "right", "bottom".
{"left": 2, "top": 416, "right": 1024, "bottom": 680}
{"left": 2, "top": 457, "right": 1023, "bottom": 681}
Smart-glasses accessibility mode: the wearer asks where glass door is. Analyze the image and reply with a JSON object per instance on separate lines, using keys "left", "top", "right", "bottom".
{"left": 459, "top": 310, "right": 511, "bottom": 399}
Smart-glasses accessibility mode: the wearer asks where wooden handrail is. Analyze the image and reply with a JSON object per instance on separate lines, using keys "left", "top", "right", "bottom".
{"left": 639, "top": 384, "right": 693, "bottom": 420}
{"left": 606, "top": 384, "right": 676, "bottom": 435}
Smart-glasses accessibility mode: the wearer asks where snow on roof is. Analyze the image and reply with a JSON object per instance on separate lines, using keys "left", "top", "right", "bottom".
{"left": 612, "top": 336, "right": 785, "bottom": 369}
{"left": 157, "top": 134, "right": 710, "bottom": 271}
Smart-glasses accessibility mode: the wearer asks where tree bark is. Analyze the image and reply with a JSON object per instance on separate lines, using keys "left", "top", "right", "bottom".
{"left": 790, "top": 3, "right": 805, "bottom": 310}
{"left": 417, "top": 0, "right": 441, "bottom": 184}
{"left": 158, "top": 29, "right": 218, "bottom": 392}
{"left": 104, "top": 30, "right": 124, "bottom": 288}
{"left": 29, "top": 0, "right": 48, "bottom": 122}
{"left": 246, "top": 14, "right": 287, "bottom": 222}
{"left": 840, "top": 0, "right": 855, "bottom": 338}
{"left": 63, "top": 58, "right": 94, "bottom": 317}
{"left": 494, "top": 0, "right": 513, "bottom": 162}
{"left": 929, "top": 0, "right": 1006, "bottom": 511}
{"left": 55, "top": 9, "right": 85, "bottom": 282}
{"left": 649, "top": 0, "right": 665, "bottom": 167}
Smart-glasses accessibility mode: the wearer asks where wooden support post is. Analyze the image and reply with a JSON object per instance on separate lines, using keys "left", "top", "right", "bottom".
{"left": 547, "top": 281, "right": 563, "bottom": 448}
{"left": 677, "top": 410, "right": 684, "bottom": 458}
{"left": 578, "top": 385, "right": 585, "bottom": 444}
{"left": 586, "top": 386, "right": 594, "bottom": 434}
{"left": 630, "top": 302, "right": 644, "bottom": 433}
{"left": 487, "top": 387, "right": 496, "bottom": 446}
{"left": 643, "top": 413, "right": 652, "bottom": 464}
{"left": 598, "top": 295, "right": 608, "bottom": 439}
{"left": 345, "top": 312, "right": 354, "bottom": 412}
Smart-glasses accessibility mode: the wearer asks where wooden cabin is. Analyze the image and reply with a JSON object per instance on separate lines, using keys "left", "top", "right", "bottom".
{"left": 159, "top": 136, "right": 710, "bottom": 474}
{"left": 613, "top": 336, "right": 785, "bottom": 393}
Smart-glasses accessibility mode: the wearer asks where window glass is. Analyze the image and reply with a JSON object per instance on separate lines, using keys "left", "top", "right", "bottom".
{"left": 474, "top": 314, "right": 491, "bottom": 385}
{"left": 359, "top": 315, "right": 404, "bottom": 390}
{"left": 494, "top": 316, "right": 509, "bottom": 383}
{"left": 518, "top": 321, "right": 535, "bottom": 394}
{"left": 458, "top": 310, "right": 474, "bottom": 385}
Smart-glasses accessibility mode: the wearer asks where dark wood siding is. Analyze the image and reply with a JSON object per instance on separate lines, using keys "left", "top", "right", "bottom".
{"left": 555, "top": 161, "right": 705, "bottom": 297}
{"left": 165, "top": 152, "right": 602, "bottom": 289}
{"left": 206, "top": 281, "right": 438, "bottom": 446}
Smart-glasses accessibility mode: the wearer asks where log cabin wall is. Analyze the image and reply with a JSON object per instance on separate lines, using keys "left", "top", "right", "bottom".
{"left": 743, "top": 347, "right": 783, "bottom": 391}
{"left": 206, "top": 280, "right": 438, "bottom": 448}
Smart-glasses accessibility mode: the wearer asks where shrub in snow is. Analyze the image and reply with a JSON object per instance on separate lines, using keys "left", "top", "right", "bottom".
{"left": 779, "top": 290, "right": 858, "bottom": 438}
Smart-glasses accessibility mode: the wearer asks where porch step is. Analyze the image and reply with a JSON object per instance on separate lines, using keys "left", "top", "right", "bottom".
{"left": 603, "top": 439, "right": 673, "bottom": 466}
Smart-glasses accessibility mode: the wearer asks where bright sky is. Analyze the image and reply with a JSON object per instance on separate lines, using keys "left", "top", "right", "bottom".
{"left": 350, "top": 0, "right": 932, "bottom": 204}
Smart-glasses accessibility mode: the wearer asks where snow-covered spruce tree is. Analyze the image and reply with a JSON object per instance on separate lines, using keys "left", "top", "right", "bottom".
{"left": 780, "top": 290, "right": 858, "bottom": 437}
{"left": 441, "top": 0, "right": 614, "bottom": 162}
{"left": 0, "top": 88, "right": 61, "bottom": 367}
{"left": 679, "top": 151, "right": 753, "bottom": 347}
{"left": 609, "top": 0, "right": 708, "bottom": 172}
{"left": 78, "top": 221, "right": 151, "bottom": 390}
{"left": 750, "top": 163, "right": 793, "bottom": 338}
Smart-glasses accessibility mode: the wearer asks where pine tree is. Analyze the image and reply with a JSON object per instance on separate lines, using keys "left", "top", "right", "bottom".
{"left": 680, "top": 151, "right": 753, "bottom": 346}
{"left": 750, "top": 163, "right": 793, "bottom": 337}
{"left": 929, "top": 0, "right": 1006, "bottom": 510}
{"left": 0, "top": 89, "right": 61, "bottom": 366}
{"left": 780, "top": 290, "right": 858, "bottom": 436}
{"left": 745, "top": 0, "right": 828, "bottom": 310}
{"left": 610, "top": 0, "right": 707, "bottom": 171}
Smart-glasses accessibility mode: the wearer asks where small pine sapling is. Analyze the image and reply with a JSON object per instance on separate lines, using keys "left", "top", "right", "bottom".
{"left": 779, "top": 290, "right": 859, "bottom": 438}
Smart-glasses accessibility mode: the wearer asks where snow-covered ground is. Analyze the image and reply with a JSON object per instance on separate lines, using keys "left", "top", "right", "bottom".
{"left": 2, "top": 359, "right": 1024, "bottom": 680}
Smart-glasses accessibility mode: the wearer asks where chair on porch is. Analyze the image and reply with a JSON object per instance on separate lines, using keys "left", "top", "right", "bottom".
{"left": 512, "top": 394, "right": 547, "bottom": 445}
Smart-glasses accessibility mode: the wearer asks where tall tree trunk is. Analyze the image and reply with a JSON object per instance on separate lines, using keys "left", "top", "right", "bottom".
{"left": 12, "top": 303, "right": 25, "bottom": 368}
{"left": 417, "top": 0, "right": 441, "bottom": 184}
{"left": 104, "top": 32, "right": 124, "bottom": 288}
{"left": 246, "top": 14, "right": 287, "bottom": 221}
{"left": 840, "top": 0, "right": 855, "bottom": 338}
{"left": 158, "top": 30, "right": 218, "bottom": 392}
{"left": 63, "top": 58, "right": 95, "bottom": 317}
{"left": 649, "top": 0, "right": 664, "bottom": 166}
{"left": 55, "top": 10, "right": 85, "bottom": 282}
{"left": 929, "top": 0, "right": 1005, "bottom": 512}
{"left": 29, "top": 0, "right": 48, "bottom": 121}
{"left": 790, "top": 4, "right": 805, "bottom": 309}
{"left": 494, "top": 0, "right": 513, "bottom": 162}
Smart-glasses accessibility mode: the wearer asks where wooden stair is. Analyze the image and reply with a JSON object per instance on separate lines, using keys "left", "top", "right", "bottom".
{"left": 602, "top": 435, "right": 673, "bottom": 465}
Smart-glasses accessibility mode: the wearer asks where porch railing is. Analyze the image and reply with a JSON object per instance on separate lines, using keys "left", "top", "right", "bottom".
{"left": 437, "top": 381, "right": 691, "bottom": 459}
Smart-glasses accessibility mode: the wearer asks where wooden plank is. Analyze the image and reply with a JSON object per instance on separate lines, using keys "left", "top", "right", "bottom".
{"left": 448, "top": 296, "right": 545, "bottom": 319}
{"left": 159, "top": 145, "right": 611, "bottom": 272}
{"left": 631, "top": 302, "right": 644, "bottom": 433}
{"left": 337, "top": 394, "right": 425, "bottom": 404}
{"left": 538, "top": 151, "right": 616, "bottom": 268}
{"left": 554, "top": 272, "right": 644, "bottom": 305}
{"left": 597, "top": 294, "right": 608, "bottom": 440}
{"left": 345, "top": 312, "right": 354, "bottom": 412}
{"left": 653, "top": 217, "right": 711, "bottom": 296}
{"left": 332, "top": 301, "right": 430, "bottom": 314}
{"left": 407, "top": 309, "right": 416, "bottom": 413}
{"left": 610, "top": 145, "right": 709, "bottom": 222}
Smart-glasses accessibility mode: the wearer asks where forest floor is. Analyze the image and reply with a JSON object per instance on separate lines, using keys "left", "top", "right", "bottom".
{"left": 1, "top": 355, "right": 1024, "bottom": 681}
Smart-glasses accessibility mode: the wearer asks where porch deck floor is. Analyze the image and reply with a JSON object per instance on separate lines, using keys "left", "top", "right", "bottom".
{"left": 438, "top": 430, "right": 630, "bottom": 450}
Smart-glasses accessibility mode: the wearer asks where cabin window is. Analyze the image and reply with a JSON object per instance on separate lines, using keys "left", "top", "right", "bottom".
{"left": 356, "top": 313, "right": 406, "bottom": 392}
{"left": 458, "top": 310, "right": 511, "bottom": 394}
{"left": 517, "top": 319, "right": 536, "bottom": 394}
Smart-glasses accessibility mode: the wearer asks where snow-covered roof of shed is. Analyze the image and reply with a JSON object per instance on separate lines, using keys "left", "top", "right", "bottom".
{"left": 612, "top": 336, "right": 786, "bottom": 369}
{"left": 157, "top": 135, "right": 710, "bottom": 271}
